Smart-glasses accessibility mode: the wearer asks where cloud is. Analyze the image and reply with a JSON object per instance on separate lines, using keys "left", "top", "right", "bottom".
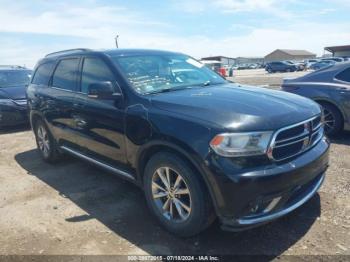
{"left": 0, "top": 0, "right": 349, "bottom": 67}
{"left": 0, "top": 2, "right": 169, "bottom": 38}
{"left": 214, "top": 0, "right": 277, "bottom": 12}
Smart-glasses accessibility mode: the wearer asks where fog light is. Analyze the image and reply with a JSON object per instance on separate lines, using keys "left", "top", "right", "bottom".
{"left": 264, "top": 196, "right": 282, "bottom": 213}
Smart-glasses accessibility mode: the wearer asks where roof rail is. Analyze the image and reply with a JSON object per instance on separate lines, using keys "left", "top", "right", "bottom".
{"left": 45, "top": 48, "right": 92, "bottom": 57}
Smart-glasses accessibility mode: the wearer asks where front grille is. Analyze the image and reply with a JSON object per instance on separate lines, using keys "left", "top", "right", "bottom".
{"left": 268, "top": 115, "right": 324, "bottom": 161}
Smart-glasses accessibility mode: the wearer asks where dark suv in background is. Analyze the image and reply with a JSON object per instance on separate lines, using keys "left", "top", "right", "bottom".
{"left": 265, "top": 61, "right": 298, "bottom": 73}
{"left": 0, "top": 65, "right": 32, "bottom": 127}
{"left": 27, "top": 49, "right": 329, "bottom": 237}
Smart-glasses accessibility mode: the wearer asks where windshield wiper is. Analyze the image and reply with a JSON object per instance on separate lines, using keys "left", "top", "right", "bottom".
{"left": 144, "top": 87, "right": 188, "bottom": 95}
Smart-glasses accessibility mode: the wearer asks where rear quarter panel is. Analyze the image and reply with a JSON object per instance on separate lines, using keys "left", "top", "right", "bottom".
{"left": 284, "top": 83, "right": 350, "bottom": 130}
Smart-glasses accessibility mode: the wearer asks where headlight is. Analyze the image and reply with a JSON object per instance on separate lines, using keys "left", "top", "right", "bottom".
{"left": 210, "top": 131, "right": 273, "bottom": 157}
{"left": 0, "top": 98, "right": 15, "bottom": 106}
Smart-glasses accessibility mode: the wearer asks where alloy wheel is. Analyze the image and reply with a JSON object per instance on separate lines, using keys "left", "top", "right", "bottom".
{"left": 322, "top": 108, "right": 335, "bottom": 134}
{"left": 37, "top": 125, "right": 50, "bottom": 157}
{"left": 151, "top": 167, "right": 192, "bottom": 222}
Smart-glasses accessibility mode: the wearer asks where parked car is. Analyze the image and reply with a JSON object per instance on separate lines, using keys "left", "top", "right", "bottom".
{"left": 0, "top": 65, "right": 32, "bottom": 127}
{"left": 265, "top": 61, "right": 298, "bottom": 73}
{"left": 310, "top": 60, "right": 335, "bottom": 71}
{"left": 200, "top": 60, "right": 227, "bottom": 77}
{"left": 285, "top": 61, "right": 305, "bottom": 71}
{"left": 321, "top": 57, "right": 344, "bottom": 63}
{"left": 248, "top": 63, "right": 259, "bottom": 69}
{"left": 282, "top": 62, "right": 350, "bottom": 136}
{"left": 27, "top": 48, "right": 329, "bottom": 237}
{"left": 236, "top": 64, "right": 250, "bottom": 70}
{"left": 305, "top": 59, "right": 321, "bottom": 69}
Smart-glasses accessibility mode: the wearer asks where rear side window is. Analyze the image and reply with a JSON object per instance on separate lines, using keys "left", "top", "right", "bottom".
{"left": 80, "top": 57, "right": 115, "bottom": 93}
{"left": 52, "top": 58, "right": 80, "bottom": 91}
{"left": 32, "top": 62, "right": 55, "bottom": 85}
{"left": 335, "top": 67, "right": 350, "bottom": 82}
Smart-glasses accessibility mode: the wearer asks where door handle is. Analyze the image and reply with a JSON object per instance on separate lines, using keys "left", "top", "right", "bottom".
{"left": 72, "top": 114, "right": 87, "bottom": 128}
{"left": 76, "top": 119, "right": 87, "bottom": 127}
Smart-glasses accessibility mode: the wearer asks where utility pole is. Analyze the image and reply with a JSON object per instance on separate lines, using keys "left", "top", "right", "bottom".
{"left": 115, "top": 35, "right": 119, "bottom": 48}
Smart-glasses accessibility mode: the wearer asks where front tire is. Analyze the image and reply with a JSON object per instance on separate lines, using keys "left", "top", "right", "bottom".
{"left": 143, "top": 152, "right": 215, "bottom": 237}
{"left": 34, "top": 119, "right": 61, "bottom": 163}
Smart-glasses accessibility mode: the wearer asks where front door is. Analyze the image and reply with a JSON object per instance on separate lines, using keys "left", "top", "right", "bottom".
{"left": 73, "top": 56, "right": 127, "bottom": 168}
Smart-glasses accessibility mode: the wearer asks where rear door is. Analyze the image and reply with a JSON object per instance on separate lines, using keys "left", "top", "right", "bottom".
{"left": 45, "top": 57, "right": 81, "bottom": 149}
{"left": 72, "top": 56, "right": 128, "bottom": 168}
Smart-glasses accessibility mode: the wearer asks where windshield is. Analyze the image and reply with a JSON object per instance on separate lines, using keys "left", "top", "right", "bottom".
{"left": 0, "top": 70, "right": 32, "bottom": 87}
{"left": 111, "top": 54, "right": 226, "bottom": 94}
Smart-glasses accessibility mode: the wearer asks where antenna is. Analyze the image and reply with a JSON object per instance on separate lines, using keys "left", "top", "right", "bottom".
{"left": 115, "top": 35, "right": 119, "bottom": 48}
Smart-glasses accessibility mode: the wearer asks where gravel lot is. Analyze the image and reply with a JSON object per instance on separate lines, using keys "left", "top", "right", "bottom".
{"left": 228, "top": 68, "right": 309, "bottom": 87}
{"left": 0, "top": 69, "right": 349, "bottom": 258}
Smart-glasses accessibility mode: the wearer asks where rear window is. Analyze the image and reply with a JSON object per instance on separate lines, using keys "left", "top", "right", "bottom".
{"left": 52, "top": 59, "right": 80, "bottom": 91}
{"left": 32, "top": 62, "right": 55, "bottom": 85}
{"left": 335, "top": 67, "right": 350, "bottom": 82}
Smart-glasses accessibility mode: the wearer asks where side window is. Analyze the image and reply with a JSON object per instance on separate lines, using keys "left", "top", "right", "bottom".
{"left": 52, "top": 58, "right": 79, "bottom": 91}
{"left": 32, "top": 61, "right": 55, "bottom": 85}
{"left": 335, "top": 67, "right": 350, "bottom": 83}
{"left": 81, "top": 57, "right": 115, "bottom": 94}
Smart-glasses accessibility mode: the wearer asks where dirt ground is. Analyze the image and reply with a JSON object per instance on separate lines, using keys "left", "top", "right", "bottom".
{"left": 0, "top": 69, "right": 349, "bottom": 258}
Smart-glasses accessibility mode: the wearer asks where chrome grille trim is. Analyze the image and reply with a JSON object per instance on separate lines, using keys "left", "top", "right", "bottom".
{"left": 274, "top": 136, "right": 309, "bottom": 149}
{"left": 267, "top": 115, "right": 324, "bottom": 161}
{"left": 274, "top": 130, "right": 309, "bottom": 145}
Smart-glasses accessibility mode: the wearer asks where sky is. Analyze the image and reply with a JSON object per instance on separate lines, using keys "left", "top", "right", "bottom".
{"left": 0, "top": 0, "right": 349, "bottom": 67}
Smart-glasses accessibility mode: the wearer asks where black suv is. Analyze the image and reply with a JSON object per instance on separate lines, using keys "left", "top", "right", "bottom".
{"left": 27, "top": 49, "right": 329, "bottom": 237}
{"left": 265, "top": 61, "right": 298, "bottom": 73}
{"left": 0, "top": 65, "right": 32, "bottom": 127}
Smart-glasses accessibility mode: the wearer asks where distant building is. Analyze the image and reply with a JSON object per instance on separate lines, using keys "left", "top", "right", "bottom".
{"left": 324, "top": 45, "right": 350, "bottom": 57}
{"left": 235, "top": 57, "right": 264, "bottom": 65}
{"left": 201, "top": 56, "right": 236, "bottom": 66}
{"left": 264, "top": 49, "right": 316, "bottom": 62}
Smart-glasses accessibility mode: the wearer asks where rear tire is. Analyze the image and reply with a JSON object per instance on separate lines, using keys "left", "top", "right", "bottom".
{"left": 34, "top": 119, "right": 61, "bottom": 163}
{"left": 143, "top": 152, "right": 215, "bottom": 237}
{"left": 319, "top": 102, "right": 343, "bottom": 136}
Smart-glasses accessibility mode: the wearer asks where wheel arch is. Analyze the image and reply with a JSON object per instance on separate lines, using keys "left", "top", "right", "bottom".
{"left": 313, "top": 98, "right": 345, "bottom": 122}
{"left": 29, "top": 111, "right": 44, "bottom": 129}
{"left": 135, "top": 140, "right": 220, "bottom": 214}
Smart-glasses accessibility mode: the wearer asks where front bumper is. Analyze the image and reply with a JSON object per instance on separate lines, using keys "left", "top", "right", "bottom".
{"left": 204, "top": 137, "right": 330, "bottom": 231}
{"left": 0, "top": 104, "right": 28, "bottom": 127}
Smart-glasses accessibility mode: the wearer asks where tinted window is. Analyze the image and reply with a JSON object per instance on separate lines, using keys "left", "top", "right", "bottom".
{"left": 335, "top": 67, "right": 350, "bottom": 82}
{"left": 32, "top": 62, "right": 54, "bottom": 85}
{"left": 81, "top": 57, "right": 115, "bottom": 93}
{"left": 52, "top": 59, "right": 79, "bottom": 91}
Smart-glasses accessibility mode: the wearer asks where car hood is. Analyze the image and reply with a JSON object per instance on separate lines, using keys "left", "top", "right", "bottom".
{"left": 0, "top": 85, "right": 26, "bottom": 100}
{"left": 150, "top": 83, "right": 321, "bottom": 131}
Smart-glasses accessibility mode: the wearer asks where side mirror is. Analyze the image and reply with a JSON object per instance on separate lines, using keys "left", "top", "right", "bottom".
{"left": 87, "top": 81, "right": 122, "bottom": 100}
